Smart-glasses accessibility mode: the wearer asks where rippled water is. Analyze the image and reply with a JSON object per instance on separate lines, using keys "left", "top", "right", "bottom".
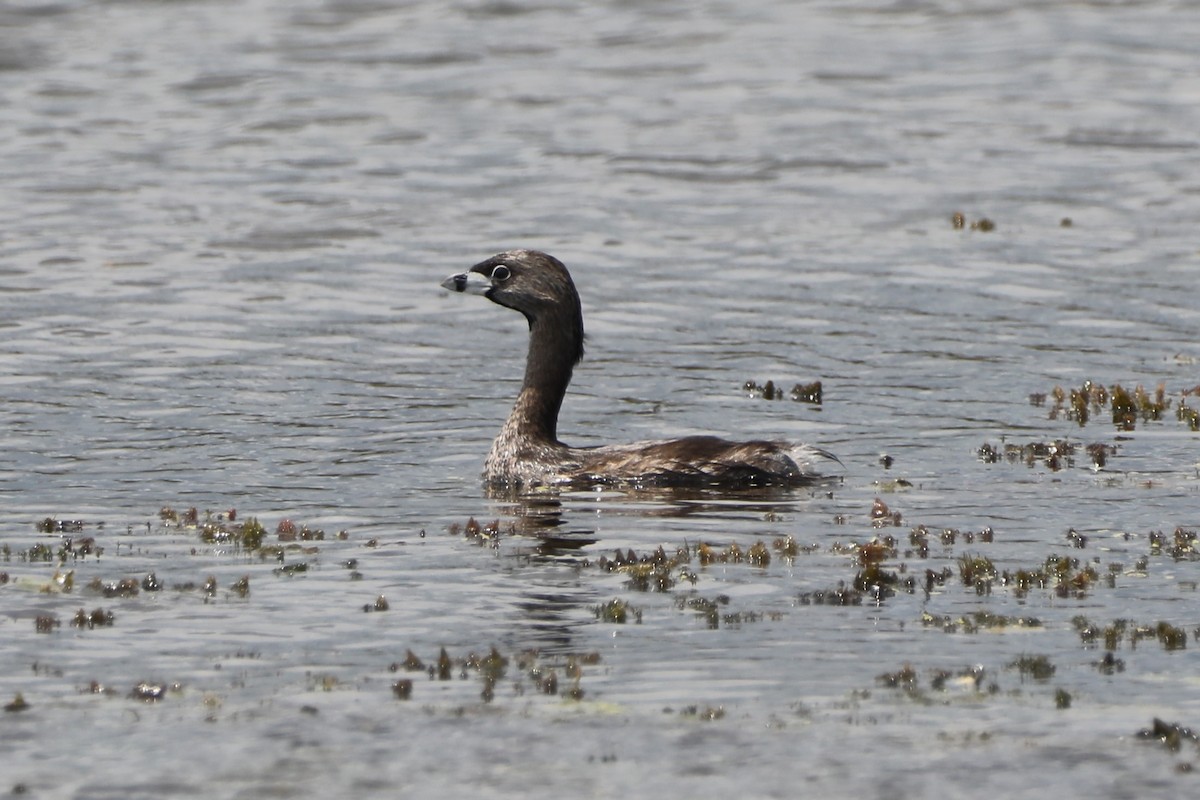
{"left": 2, "top": 1, "right": 1199, "bottom": 797}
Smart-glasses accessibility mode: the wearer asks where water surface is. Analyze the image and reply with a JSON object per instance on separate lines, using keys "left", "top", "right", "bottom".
{"left": 2, "top": 1, "right": 1199, "bottom": 798}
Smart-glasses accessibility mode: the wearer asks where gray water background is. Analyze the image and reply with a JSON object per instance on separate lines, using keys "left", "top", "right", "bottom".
{"left": 2, "top": 1, "right": 1199, "bottom": 797}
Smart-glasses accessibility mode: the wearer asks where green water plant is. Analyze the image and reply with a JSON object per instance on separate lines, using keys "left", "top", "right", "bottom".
{"left": 593, "top": 598, "right": 642, "bottom": 624}
{"left": 1010, "top": 654, "right": 1056, "bottom": 681}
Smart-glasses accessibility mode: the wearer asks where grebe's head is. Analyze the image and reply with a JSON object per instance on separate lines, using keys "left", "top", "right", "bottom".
{"left": 441, "top": 249, "right": 584, "bottom": 362}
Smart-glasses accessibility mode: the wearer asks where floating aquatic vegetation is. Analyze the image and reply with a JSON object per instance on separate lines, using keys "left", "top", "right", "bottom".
{"left": 998, "top": 567, "right": 1050, "bottom": 597}
{"left": 1065, "top": 529, "right": 1088, "bottom": 549}
{"left": 1072, "top": 615, "right": 1101, "bottom": 646}
{"left": 874, "top": 478, "right": 913, "bottom": 493}
{"left": 464, "top": 647, "right": 509, "bottom": 703}
{"left": 851, "top": 538, "right": 903, "bottom": 598}
{"left": 36, "top": 518, "right": 85, "bottom": 533}
{"left": 1105, "top": 620, "right": 1128, "bottom": 650}
{"left": 744, "top": 379, "right": 783, "bottom": 400}
{"left": 1046, "top": 381, "right": 1192, "bottom": 430}
{"left": 921, "top": 611, "right": 1041, "bottom": 634}
{"left": 4, "top": 694, "right": 29, "bottom": 713}
{"left": 747, "top": 540, "right": 771, "bottom": 567}
{"left": 159, "top": 506, "right": 200, "bottom": 526}
{"left": 1110, "top": 385, "right": 1137, "bottom": 429}
{"left": 969, "top": 441, "right": 998, "bottom": 465}
{"left": 990, "top": 554, "right": 1102, "bottom": 599}
{"left": 593, "top": 598, "right": 642, "bottom": 624}
{"left": 1115, "top": 383, "right": 1168, "bottom": 428}
{"left": 966, "top": 611, "right": 1041, "bottom": 631}
{"left": 239, "top": 518, "right": 267, "bottom": 549}
{"left": 920, "top": 612, "right": 953, "bottom": 631}
{"left": 35, "top": 569, "right": 75, "bottom": 593}
{"left": 876, "top": 664, "right": 919, "bottom": 694}
{"left": 624, "top": 562, "right": 675, "bottom": 592}
{"left": 922, "top": 567, "right": 954, "bottom": 596}
{"left": 1178, "top": 397, "right": 1200, "bottom": 431}
{"left": 363, "top": 595, "right": 389, "bottom": 612}
{"left": 390, "top": 650, "right": 425, "bottom": 673}
{"left": 310, "top": 675, "right": 340, "bottom": 692}
{"left": 1050, "top": 381, "right": 1107, "bottom": 426}
{"left": 156, "top": 575, "right": 234, "bottom": 598}
{"left": 395, "top": 646, "right": 594, "bottom": 703}
{"left": 698, "top": 541, "right": 740, "bottom": 565}
{"left": 449, "top": 516, "right": 510, "bottom": 545}
{"left": 277, "top": 520, "right": 325, "bottom": 541}
{"left": 1154, "top": 622, "right": 1187, "bottom": 651}
{"left": 534, "top": 665, "right": 558, "bottom": 696}
{"left": 598, "top": 544, "right": 688, "bottom": 592}
{"left": 90, "top": 577, "right": 140, "bottom": 598}
{"left": 743, "top": 379, "right": 823, "bottom": 405}
{"left": 858, "top": 537, "right": 897, "bottom": 565}
{"left": 24, "top": 543, "right": 55, "bottom": 563}
{"left": 870, "top": 497, "right": 901, "bottom": 527}
{"left": 518, "top": 657, "right": 559, "bottom": 700}
{"left": 1009, "top": 654, "right": 1056, "bottom": 681}
{"left": 435, "top": 647, "right": 453, "bottom": 680}
{"left": 1149, "top": 527, "right": 1198, "bottom": 561}
{"left": 950, "top": 211, "right": 995, "bottom": 231}
{"left": 1070, "top": 617, "right": 1186, "bottom": 652}
{"left": 56, "top": 537, "right": 102, "bottom": 561}
{"left": 676, "top": 594, "right": 777, "bottom": 623}
{"left": 791, "top": 381, "right": 822, "bottom": 405}
{"left": 798, "top": 584, "right": 862, "bottom": 606}
{"left": 131, "top": 682, "right": 175, "bottom": 702}
{"left": 720, "top": 609, "right": 783, "bottom": 626}
{"left": 977, "top": 438, "right": 1112, "bottom": 470}
{"left": 853, "top": 562, "right": 900, "bottom": 600}
{"left": 929, "top": 666, "right": 988, "bottom": 692}
{"left": 932, "top": 526, "right": 992, "bottom": 548}
{"left": 679, "top": 705, "right": 725, "bottom": 720}
{"left": 676, "top": 595, "right": 728, "bottom": 629}
{"left": 956, "top": 553, "right": 996, "bottom": 591}
{"left": 1137, "top": 718, "right": 1200, "bottom": 753}
{"left": 72, "top": 608, "right": 114, "bottom": 629}
{"left": 771, "top": 535, "right": 815, "bottom": 560}
{"left": 198, "top": 516, "right": 268, "bottom": 551}
{"left": 909, "top": 527, "right": 931, "bottom": 558}
{"left": 1047, "top": 554, "right": 1099, "bottom": 597}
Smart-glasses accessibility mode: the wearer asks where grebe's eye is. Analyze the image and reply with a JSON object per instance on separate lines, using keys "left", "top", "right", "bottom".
{"left": 491, "top": 265, "right": 511, "bottom": 282}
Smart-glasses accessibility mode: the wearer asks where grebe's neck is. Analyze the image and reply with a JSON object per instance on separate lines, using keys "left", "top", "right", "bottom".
{"left": 505, "top": 303, "right": 583, "bottom": 443}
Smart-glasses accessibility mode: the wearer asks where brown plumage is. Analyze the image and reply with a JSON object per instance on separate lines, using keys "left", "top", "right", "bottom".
{"left": 441, "top": 249, "right": 835, "bottom": 489}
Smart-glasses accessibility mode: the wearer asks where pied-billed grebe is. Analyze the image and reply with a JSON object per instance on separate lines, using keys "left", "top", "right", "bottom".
{"left": 441, "top": 249, "right": 834, "bottom": 488}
